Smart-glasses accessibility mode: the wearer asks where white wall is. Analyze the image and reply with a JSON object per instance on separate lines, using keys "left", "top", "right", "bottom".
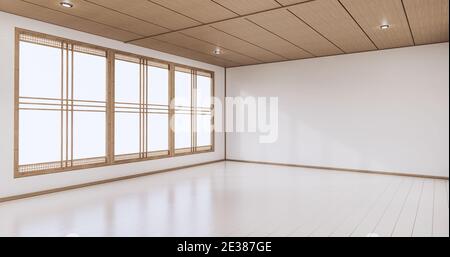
{"left": 227, "top": 43, "right": 449, "bottom": 178}
{"left": 0, "top": 12, "right": 225, "bottom": 198}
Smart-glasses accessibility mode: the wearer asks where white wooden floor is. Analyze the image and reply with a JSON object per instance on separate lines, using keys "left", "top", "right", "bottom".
{"left": 0, "top": 161, "right": 448, "bottom": 237}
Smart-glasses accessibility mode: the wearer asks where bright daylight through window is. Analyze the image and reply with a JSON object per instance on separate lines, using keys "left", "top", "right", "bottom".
{"left": 15, "top": 30, "right": 214, "bottom": 177}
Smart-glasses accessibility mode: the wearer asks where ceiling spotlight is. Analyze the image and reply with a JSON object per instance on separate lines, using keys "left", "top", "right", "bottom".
{"left": 60, "top": 1, "right": 73, "bottom": 8}
{"left": 380, "top": 24, "right": 390, "bottom": 30}
{"left": 213, "top": 48, "right": 222, "bottom": 55}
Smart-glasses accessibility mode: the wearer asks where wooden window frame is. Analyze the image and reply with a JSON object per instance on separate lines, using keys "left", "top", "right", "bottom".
{"left": 14, "top": 28, "right": 215, "bottom": 178}
{"left": 112, "top": 52, "right": 171, "bottom": 164}
{"left": 173, "top": 66, "right": 215, "bottom": 156}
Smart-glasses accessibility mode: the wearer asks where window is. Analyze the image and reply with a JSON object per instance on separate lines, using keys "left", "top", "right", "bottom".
{"left": 174, "top": 67, "right": 214, "bottom": 155}
{"left": 15, "top": 29, "right": 214, "bottom": 178}
{"left": 147, "top": 65, "right": 170, "bottom": 153}
{"left": 16, "top": 33, "right": 107, "bottom": 176}
{"left": 114, "top": 54, "right": 140, "bottom": 160}
{"left": 114, "top": 54, "right": 170, "bottom": 162}
{"left": 174, "top": 67, "right": 193, "bottom": 154}
{"left": 196, "top": 71, "right": 214, "bottom": 151}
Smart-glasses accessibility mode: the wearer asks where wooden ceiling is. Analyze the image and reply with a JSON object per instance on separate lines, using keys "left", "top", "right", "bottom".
{"left": 1, "top": 0, "right": 448, "bottom": 67}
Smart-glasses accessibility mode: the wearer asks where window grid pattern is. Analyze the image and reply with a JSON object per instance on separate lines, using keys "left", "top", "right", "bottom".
{"left": 17, "top": 36, "right": 108, "bottom": 175}
{"left": 113, "top": 55, "right": 171, "bottom": 162}
{"left": 195, "top": 71, "right": 214, "bottom": 151}
{"left": 173, "top": 68, "right": 214, "bottom": 154}
{"left": 15, "top": 29, "right": 215, "bottom": 178}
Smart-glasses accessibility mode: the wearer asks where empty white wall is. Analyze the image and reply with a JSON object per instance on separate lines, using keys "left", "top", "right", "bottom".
{"left": 0, "top": 12, "right": 225, "bottom": 198}
{"left": 227, "top": 43, "right": 449, "bottom": 178}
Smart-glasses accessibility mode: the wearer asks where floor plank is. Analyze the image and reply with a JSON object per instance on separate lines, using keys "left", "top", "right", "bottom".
{"left": 433, "top": 180, "right": 449, "bottom": 237}
{"left": 0, "top": 161, "right": 447, "bottom": 237}
{"left": 309, "top": 175, "right": 391, "bottom": 237}
{"left": 350, "top": 177, "right": 405, "bottom": 237}
{"left": 330, "top": 177, "right": 398, "bottom": 237}
{"left": 372, "top": 178, "right": 414, "bottom": 237}
{"left": 412, "top": 180, "right": 434, "bottom": 237}
{"left": 391, "top": 179, "right": 424, "bottom": 237}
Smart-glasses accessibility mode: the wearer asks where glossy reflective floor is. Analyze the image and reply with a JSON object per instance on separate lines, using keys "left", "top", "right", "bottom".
{"left": 0, "top": 161, "right": 448, "bottom": 237}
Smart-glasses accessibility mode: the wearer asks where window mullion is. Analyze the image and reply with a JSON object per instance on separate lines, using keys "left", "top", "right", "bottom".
{"left": 139, "top": 59, "right": 143, "bottom": 159}
{"left": 169, "top": 64, "right": 175, "bottom": 157}
{"left": 60, "top": 42, "right": 64, "bottom": 169}
{"left": 65, "top": 42, "right": 70, "bottom": 168}
{"left": 106, "top": 50, "right": 115, "bottom": 164}
{"left": 193, "top": 70, "right": 198, "bottom": 152}
{"left": 145, "top": 59, "right": 149, "bottom": 159}
{"left": 211, "top": 73, "right": 215, "bottom": 151}
{"left": 191, "top": 70, "right": 194, "bottom": 153}
{"left": 70, "top": 44, "right": 74, "bottom": 167}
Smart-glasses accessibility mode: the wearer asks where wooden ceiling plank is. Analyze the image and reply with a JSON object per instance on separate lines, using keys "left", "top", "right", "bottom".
{"left": 210, "top": 0, "right": 281, "bottom": 15}
{"left": 22, "top": 0, "right": 168, "bottom": 36}
{"left": 339, "top": 0, "right": 414, "bottom": 49}
{"left": 182, "top": 25, "right": 286, "bottom": 63}
{"left": 336, "top": 0, "right": 379, "bottom": 49}
{"left": 286, "top": 9, "right": 346, "bottom": 53}
{"left": 0, "top": 0, "right": 140, "bottom": 41}
{"left": 125, "top": 0, "right": 320, "bottom": 43}
{"left": 85, "top": 0, "right": 201, "bottom": 30}
{"left": 276, "top": 0, "right": 311, "bottom": 5}
{"left": 3, "top": 0, "right": 447, "bottom": 68}
{"left": 288, "top": 0, "right": 377, "bottom": 53}
{"left": 403, "top": 0, "right": 449, "bottom": 45}
{"left": 132, "top": 37, "right": 238, "bottom": 67}
{"left": 248, "top": 8, "right": 343, "bottom": 56}
{"left": 210, "top": 0, "right": 240, "bottom": 15}
{"left": 154, "top": 32, "right": 260, "bottom": 65}
{"left": 401, "top": 0, "right": 416, "bottom": 45}
{"left": 244, "top": 18, "right": 316, "bottom": 57}
{"left": 212, "top": 18, "right": 312, "bottom": 59}
{"left": 150, "top": 0, "right": 238, "bottom": 23}
{"left": 178, "top": 32, "right": 264, "bottom": 63}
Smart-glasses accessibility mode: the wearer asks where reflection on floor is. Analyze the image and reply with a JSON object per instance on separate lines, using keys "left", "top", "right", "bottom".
{"left": 0, "top": 161, "right": 448, "bottom": 237}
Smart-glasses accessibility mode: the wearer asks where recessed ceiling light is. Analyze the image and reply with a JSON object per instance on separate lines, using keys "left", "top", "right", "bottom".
{"left": 60, "top": 1, "right": 73, "bottom": 8}
{"left": 213, "top": 48, "right": 222, "bottom": 55}
{"left": 380, "top": 24, "right": 390, "bottom": 30}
